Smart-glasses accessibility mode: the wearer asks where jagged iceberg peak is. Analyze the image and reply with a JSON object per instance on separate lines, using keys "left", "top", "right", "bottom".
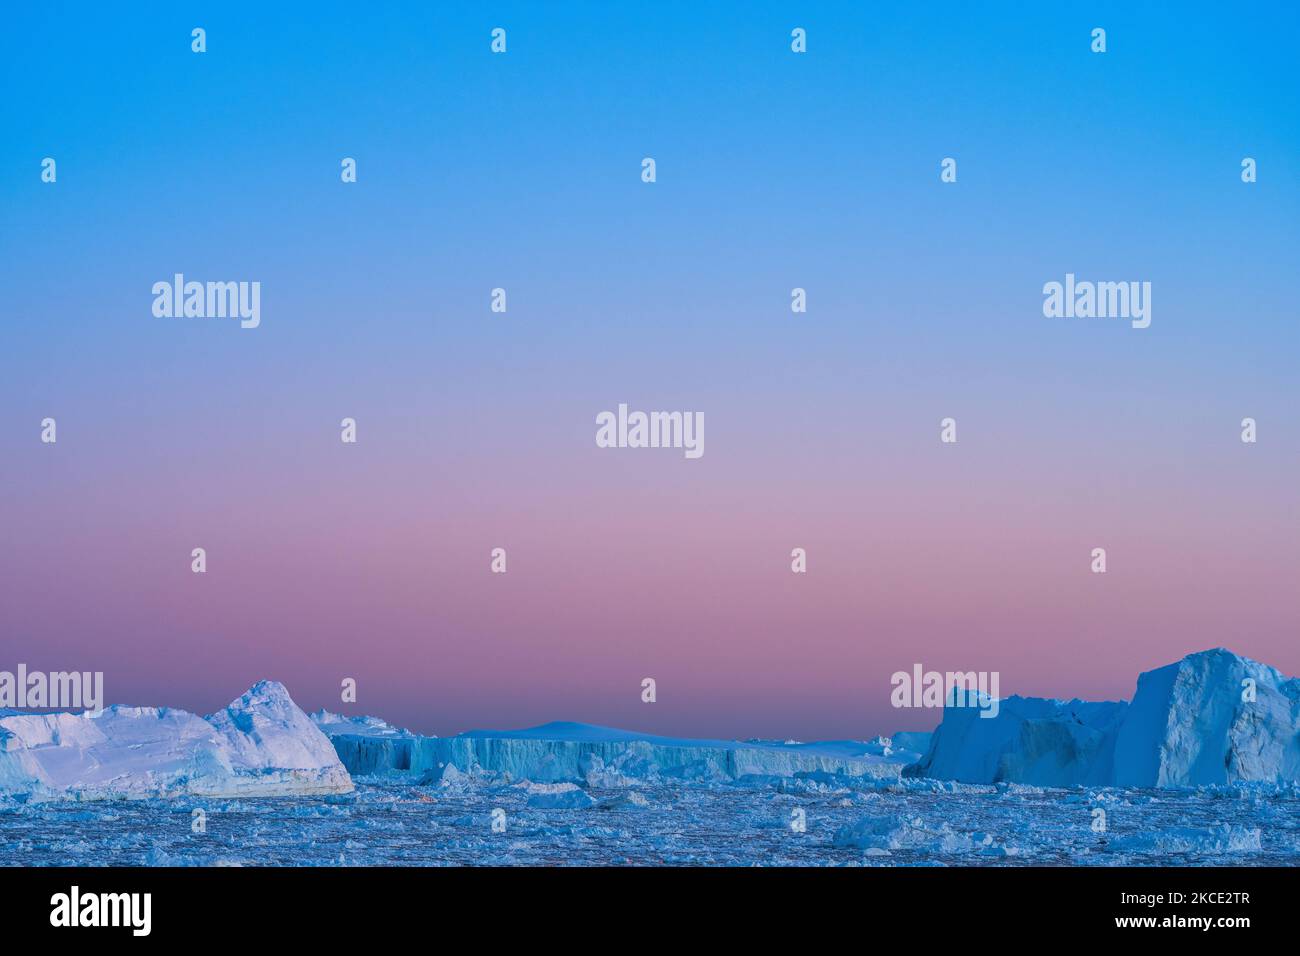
{"left": 224, "top": 679, "right": 297, "bottom": 713}
{"left": 912, "top": 648, "right": 1300, "bottom": 789}
{"left": 206, "top": 680, "right": 346, "bottom": 773}
{"left": 0, "top": 680, "right": 353, "bottom": 801}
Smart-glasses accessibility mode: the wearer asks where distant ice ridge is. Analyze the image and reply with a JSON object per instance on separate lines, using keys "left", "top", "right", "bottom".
{"left": 310, "top": 710, "right": 414, "bottom": 739}
{"left": 910, "top": 649, "right": 1300, "bottom": 788}
{"left": 322, "top": 719, "right": 925, "bottom": 785}
{"left": 0, "top": 681, "right": 353, "bottom": 801}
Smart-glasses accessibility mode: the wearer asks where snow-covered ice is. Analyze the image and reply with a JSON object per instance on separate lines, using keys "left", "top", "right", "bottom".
{"left": 0, "top": 681, "right": 352, "bottom": 801}
{"left": 309, "top": 710, "right": 413, "bottom": 739}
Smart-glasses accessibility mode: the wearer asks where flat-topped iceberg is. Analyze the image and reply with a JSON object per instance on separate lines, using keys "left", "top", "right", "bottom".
{"left": 911, "top": 649, "right": 1300, "bottom": 788}
{"left": 0, "top": 681, "right": 353, "bottom": 801}
{"left": 323, "top": 718, "right": 916, "bottom": 784}
{"left": 310, "top": 709, "right": 413, "bottom": 739}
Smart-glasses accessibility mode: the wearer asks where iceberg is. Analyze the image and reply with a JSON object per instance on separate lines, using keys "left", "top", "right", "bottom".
{"left": 908, "top": 694, "right": 1127, "bottom": 787}
{"left": 1113, "top": 648, "right": 1300, "bottom": 787}
{"left": 323, "top": 719, "right": 913, "bottom": 784}
{"left": 310, "top": 709, "right": 413, "bottom": 739}
{"left": 0, "top": 681, "right": 353, "bottom": 801}
{"left": 911, "top": 649, "right": 1300, "bottom": 788}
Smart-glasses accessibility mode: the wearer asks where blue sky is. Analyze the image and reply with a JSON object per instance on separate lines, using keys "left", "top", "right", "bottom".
{"left": 1, "top": 2, "right": 1297, "bottom": 736}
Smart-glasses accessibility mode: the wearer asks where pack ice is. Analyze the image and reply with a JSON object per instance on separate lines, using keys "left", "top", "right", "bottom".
{"left": 0, "top": 681, "right": 352, "bottom": 800}
{"left": 910, "top": 649, "right": 1300, "bottom": 787}
{"left": 318, "top": 717, "right": 927, "bottom": 785}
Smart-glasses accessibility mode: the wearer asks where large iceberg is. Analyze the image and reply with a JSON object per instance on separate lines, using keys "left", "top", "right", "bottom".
{"left": 321, "top": 718, "right": 915, "bottom": 784}
{"left": 1113, "top": 649, "right": 1300, "bottom": 787}
{"left": 907, "top": 694, "right": 1126, "bottom": 787}
{"left": 911, "top": 649, "right": 1300, "bottom": 788}
{"left": 0, "top": 681, "right": 353, "bottom": 801}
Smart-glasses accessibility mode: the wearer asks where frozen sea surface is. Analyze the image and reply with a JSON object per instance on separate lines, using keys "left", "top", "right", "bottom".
{"left": 2, "top": 775, "right": 1296, "bottom": 866}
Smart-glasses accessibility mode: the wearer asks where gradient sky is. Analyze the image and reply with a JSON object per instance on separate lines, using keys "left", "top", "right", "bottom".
{"left": 1, "top": 2, "right": 1297, "bottom": 739}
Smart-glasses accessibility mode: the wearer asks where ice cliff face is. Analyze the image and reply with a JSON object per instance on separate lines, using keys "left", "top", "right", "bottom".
{"left": 0, "top": 681, "right": 353, "bottom": 801}
{"left": 1113, "top": 649, "right": 1300, "bottom": 787}
{"left": 908, "top": 696, "right": 1126, "bottom": 787}
{"left": 911, "top": 649, "right": 1300, "bottom": 788}
{"left": 323, "top": 720, "right": 913, "bottom": 784}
